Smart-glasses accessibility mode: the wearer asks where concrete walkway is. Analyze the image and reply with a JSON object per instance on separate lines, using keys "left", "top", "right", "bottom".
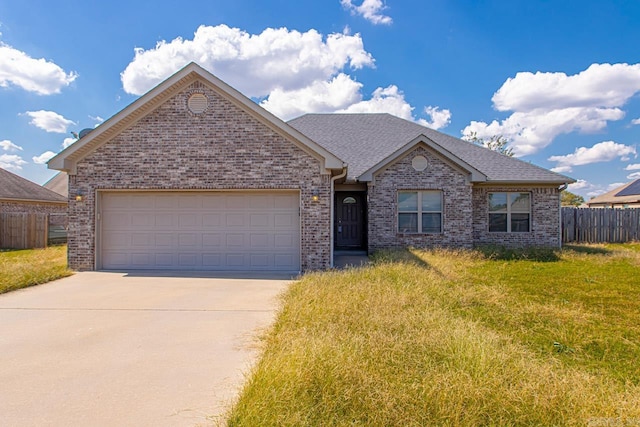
{"left": 0, "top": 271, "right": 293, "bottom": 427}
{"left": 334, "top": 250, "right": 370, "bottom": 269}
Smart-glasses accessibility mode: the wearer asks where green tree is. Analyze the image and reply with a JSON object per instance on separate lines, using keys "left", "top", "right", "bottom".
{"left": 465, "top": 132, "right": 514, "bottom": 157}
{"left": 561, "top": 190, "right": 585, "bottom": 207}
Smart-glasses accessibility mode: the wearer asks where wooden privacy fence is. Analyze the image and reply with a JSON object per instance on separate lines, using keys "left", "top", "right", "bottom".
{"left": 562, "top": 207, "right": 640, "bottom": 243}
{"left": 0, "top": 213, "right": 49, "bottom": 249}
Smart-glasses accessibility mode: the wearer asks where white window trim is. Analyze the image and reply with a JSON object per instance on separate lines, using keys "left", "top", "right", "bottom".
{"left": 398, "top": 190, "right": 443, "bottom": 234}
{"left": 488, "top": 192, "right": 531, "bottom": 233}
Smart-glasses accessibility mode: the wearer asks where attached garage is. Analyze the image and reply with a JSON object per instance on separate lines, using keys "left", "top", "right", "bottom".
{"left": 98, "top": 191, "right": 300, "bottom": 271}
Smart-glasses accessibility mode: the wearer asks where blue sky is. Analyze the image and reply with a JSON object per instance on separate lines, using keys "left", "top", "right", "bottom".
{"left": 1, "top": 0, "right": 639, "bottom": 198}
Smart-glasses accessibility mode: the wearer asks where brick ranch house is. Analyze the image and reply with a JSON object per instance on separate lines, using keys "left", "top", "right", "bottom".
{"left": 49, "top": 63, "right": 574, "bottom": 272}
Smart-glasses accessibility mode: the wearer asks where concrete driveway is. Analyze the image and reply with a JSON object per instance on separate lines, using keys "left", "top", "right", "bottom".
{"left": 0, "top": 271, "right": 293, "bottom": 426}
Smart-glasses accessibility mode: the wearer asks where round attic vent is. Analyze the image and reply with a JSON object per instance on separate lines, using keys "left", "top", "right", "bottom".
{"left": 188, "top": 93, "right": 208, "bottom": 114}
{"left": 412, "top": 155, "right": 428, "bottom": 172}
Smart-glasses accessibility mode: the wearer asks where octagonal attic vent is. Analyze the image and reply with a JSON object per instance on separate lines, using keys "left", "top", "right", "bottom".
{"left": 412, "top": 155, "right": 428, "bottom": 172}
{"left": 188, "top": 93, "right": 208, "bottom": 114}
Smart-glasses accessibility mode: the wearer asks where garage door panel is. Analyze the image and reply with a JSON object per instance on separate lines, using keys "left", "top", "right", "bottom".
{"left": 250, "top": 233, "right": 269, "bottom": 248}
{"left": 155, "top": 214, "right": 174, "bottom": 227}
{"left": 103, "top": 213, "right": 129, "bottom": 229}
{"left": 179, "top": 214, "right": 199, "bottom": 227}
{"left": 226, "top": 253, "right": 246, "bottom": 267}
{"left": 155, "top": 234, "right": 173, "bottom": 246}
{"left": 274, "top": 213, "right": 296, "bottom": 227}
{"left": 131, "top": 253, "right": 152, "bottom": 266}
{"left": 250, "top": 213, "right": 270, "bottom": 227}
{"left": 203, "top": 214, "right": 221, "bottom": 226}
{"left": 225, "top": 214, "right": 245, "bottom": 227}
{"left": 155, "top": 253, "right": 173, "bottom": 266}
{"left": 154, "top": 195, "right": 174, "bottom": 208}
{"left": 226, "top": 233, "right": 245, "bottom": 247}
{"left": 131, "top": 233, "right": 152, "bottom": 247}
{"left": 101, "top": 192, "right": 300, "bottom": 271}
{"left": 274, "top": 233, "right": 296, "bottom": 248}
{"left": 179, "top": 195, "right": 201, "bottom": 208}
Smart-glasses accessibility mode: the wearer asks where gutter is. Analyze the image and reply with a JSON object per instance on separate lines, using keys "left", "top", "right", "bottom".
{"left": 329, "top": 166, "right": 348, "bottom": 268}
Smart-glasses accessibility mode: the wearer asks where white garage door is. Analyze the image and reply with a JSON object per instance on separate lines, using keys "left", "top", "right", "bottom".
{"left": 99, "top": 191, "right": 300, "bottom": 271}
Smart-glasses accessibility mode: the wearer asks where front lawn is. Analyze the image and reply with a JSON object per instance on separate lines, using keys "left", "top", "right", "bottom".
{"left": 227, "top": 244, "right": 640, "bottom": 426}
{"left": 0, "top": 245, "right": 72, "bottom": 294}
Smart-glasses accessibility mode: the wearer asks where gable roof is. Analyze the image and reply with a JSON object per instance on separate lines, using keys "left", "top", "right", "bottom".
{"left": 0, "top": 168, "right": 67, "bottom": 204}
{"left": 48, "top": 62, "right": 344, "bottom": 174}
{"left": 43, "top": 172, "right": 68, "bottom": 197}
{"left": 587, "top": 180, "right": 640, "bottom": 206}
{"left": 288, "top": 113, "right": 574, "bottom": 185}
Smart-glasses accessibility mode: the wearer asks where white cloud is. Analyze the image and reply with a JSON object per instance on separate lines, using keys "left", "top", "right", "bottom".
{"left": 0, "top": 43, "right": 77, "bottom": 95}
{"left": 89, "top": 115, "right": 104, "bottom": 124}
{"left": 24, "top": 110, "right": 75, "bottom": 133}
{"left": 62, "top": 137, "right": 76, "bottom": 148}
{"left": 260, "top": 73, "right": 363, "bottom": 120}
{"left": 631, "top": 118, "right": 640, "bottom": 125}
{"left": 32, "top": 151, "right": 56, "bottom": 164}
{"left": 0, "top": 153, "right": 27, "bottom": 170}
{"left": 338, "top": 85, "right": 414, "bottom": 118}
{"left": 423, "top": 106, "right": 451, "bottom": 130}
{"left": 568, "top": 179, "right": 591, "bottom": 191}
{"left": 569, "top": 179, "right": 634, "bottom": 198}
{"left": 341, "top": 0, "right": 392, "bottom": 25}
{"left": 607, "top": 182, "right": 626, "bottom": 191}
{"left": 625, "top": 163, "right": 640, "bottom": 170}
{"left": 550, "top": 165, "right": 572, "bottom": 173}
{"left": 547, "top": 140, "right": 636, "bottom": 172}
{"left": 627, "top": 172, "right": 640, "bottom": 180}
{"left": 120, "top": 24, "right": 374, "bottom": 97}
{"left": 0, "top": 139, "right": 22, "bottom": 151}
{"left": 463, "top": 63, "right": 640, "bottom": 156}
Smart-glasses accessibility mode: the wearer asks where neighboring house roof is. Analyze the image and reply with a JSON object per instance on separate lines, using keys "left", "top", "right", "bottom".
{"left": 48, "top": 62, "right": 344, "bottom": 174}
{"left": 288, "top": 113, "right": 574, "bottom": 185}
{"left": 0, "top": 168, "right": 67, "bottom": 204}
{"left": 587, "top": 180, "right": 640, "bottom": 206}
{"left": 43, "top": 172, "right": 68, "bottom": 197}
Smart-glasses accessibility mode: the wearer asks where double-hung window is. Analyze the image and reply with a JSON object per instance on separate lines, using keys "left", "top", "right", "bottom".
{"left": 398, "top": 191, "right": 442, "bottom": 233}
{"left": 488, "top": 192, "right": 530, "bottom": 232}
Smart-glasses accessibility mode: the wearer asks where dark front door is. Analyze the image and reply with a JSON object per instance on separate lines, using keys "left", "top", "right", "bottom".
{"left": 335, "top": 192, "right": 365, "bottom": 249}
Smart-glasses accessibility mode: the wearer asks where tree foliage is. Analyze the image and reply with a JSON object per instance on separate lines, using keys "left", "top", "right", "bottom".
{"left": 465, "top": 132, "right": 514, "bottom": 157}
{"left": 561, "top": 190, "right": 585, "bottom": 207}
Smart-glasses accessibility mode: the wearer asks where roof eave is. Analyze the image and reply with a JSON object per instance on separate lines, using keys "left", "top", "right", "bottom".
{"left": 475, "top": 178, "right": 576, "bottom": 186}
{"left": 0, "top": 197, "right": 67, "bottom": 205}
{"left": 357, "top": 134, "right": 488, "bottom": 183}
{"left": 48, "top": 62, "right": 344, "bottom": 173}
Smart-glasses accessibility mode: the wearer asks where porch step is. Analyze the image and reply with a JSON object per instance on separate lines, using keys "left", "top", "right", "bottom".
{"left": 334, "top": 251, "right": 369, "bottom": 269}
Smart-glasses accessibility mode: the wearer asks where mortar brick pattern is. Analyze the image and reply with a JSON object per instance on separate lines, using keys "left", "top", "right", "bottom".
{"left": 368, "top": 146, "right": 474, "bottom": 251}
{"left": 367, "top": 146, "right": 562, "bottom": 251}
{"left": 472, "top": 186, "right": 561, "bottom": 248}
{"left": 68, "top": 81, "right": 331, "bottom": 271}
{"left": 0, "top": 201, "right": 66, "bottom": 215}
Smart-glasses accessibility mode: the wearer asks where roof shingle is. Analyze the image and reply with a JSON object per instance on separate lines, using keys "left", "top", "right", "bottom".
{"left": 0, "top": 168, "right": 67, "bottom": 203}
{"left": 288, "top": 113, "right": 573, "bottom": 184}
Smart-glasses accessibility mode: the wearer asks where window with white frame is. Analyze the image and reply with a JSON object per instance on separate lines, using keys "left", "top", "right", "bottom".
{"left": 398, "top": 191, "right": 443, "bottom": 233}
{"left": 488, "top": 192, "right": 530, "bottom": 232}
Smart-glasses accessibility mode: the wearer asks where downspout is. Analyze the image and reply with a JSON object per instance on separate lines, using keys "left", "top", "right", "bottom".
{"left": 558, "top": 184, "right": 568, "bottom": 248}
{"left": 330, "top": 166, "right": 348, "bottom": 268}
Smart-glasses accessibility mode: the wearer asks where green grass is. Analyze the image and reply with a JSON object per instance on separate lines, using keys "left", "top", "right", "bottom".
{"left": 0, "top": 245, "right": 72, "bottom": 294}
{"left": 227, "top": 243, "right": 640, "bottom": 426}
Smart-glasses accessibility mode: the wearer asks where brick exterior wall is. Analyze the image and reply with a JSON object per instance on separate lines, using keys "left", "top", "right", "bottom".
{"left": 368, "top": 146, "right": 474, "bottom": 251}
{"left": 68, "top": 80, "right": 331, "bottom": 271}
{"left": 366, "top": 146, "right": 562, "bottom": 252}
{"left": 472, "top": 186, "right": 561, "bottom": 248}
{"left": 0, "top": 200, "right": 67, "bottom": 221}
{"left": 0, "top": 200, "right": 66, "bottom": 216}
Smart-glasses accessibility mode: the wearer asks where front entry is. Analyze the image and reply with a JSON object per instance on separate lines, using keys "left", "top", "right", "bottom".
{"left": 335, "top": 192, "right": 366, "bottom": 249}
